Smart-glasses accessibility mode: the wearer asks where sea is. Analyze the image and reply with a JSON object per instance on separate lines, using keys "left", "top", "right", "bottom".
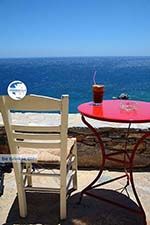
{"left": 0, "top": 56, "right": 150, "bottom": 112}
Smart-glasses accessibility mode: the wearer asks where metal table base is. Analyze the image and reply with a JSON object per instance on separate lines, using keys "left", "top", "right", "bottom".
{"left": 79, "top": 115, "right": 149, "bottom": 225}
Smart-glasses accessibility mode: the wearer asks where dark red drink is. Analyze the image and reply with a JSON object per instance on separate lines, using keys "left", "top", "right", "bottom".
{"left": 92, "top": 84, "right": 104, "bottom": 103}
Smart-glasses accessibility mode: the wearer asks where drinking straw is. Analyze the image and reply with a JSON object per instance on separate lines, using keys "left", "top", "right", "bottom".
{"left": 93, "top": 70, "right": 97, "bottom": 85}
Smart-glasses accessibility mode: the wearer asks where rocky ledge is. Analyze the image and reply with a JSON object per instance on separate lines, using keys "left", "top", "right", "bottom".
{"left": 0, "top": 113, "right": 150, "bottom": 169}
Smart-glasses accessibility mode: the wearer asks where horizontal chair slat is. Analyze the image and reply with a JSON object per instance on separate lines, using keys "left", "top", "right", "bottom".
{"left": 11, "top": 125, "right": 61, "bottom": 133}
{"left": 24, "top": 186, "right": 60, "bottom": 193}
{"left": 22, "top": 172, "right": 60, "bottom": 177}
{"left": 13, "top": 133, "right": 61, "bottom": 140}
{"left": 5, "top": 95, "right": 61, "bottom": 111}
{"left": 15, "top": 141, "right": 61, "bottom": 148}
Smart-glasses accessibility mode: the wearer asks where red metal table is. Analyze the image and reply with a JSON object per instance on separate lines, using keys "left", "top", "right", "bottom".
{"left": 78, "top": 100, "right": 150, "bottom": 224}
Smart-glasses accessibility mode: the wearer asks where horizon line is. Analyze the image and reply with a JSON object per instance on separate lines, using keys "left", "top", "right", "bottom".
{"left": 0, "top": 55, "right": 150, "bottom": 59}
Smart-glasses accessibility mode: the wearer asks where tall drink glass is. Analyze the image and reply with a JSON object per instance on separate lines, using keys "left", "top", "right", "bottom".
{"left": 92, "top": 84, "right": 104, "bottom": 104}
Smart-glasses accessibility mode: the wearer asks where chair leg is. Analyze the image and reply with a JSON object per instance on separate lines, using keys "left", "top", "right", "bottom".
{"left": 72, "top": 142, "right": 78, "bottom": 190}
{"left": 13, "top": 162, "right": 27, "bottom": 217}
{"left": 60, "top": 186, "right": 67, "bottom": 220}
{"left": 26, "top": 163, "right": 32, "bottom": 187}
{"left": 60, "top": 160, "right": 67, "bottom": 220}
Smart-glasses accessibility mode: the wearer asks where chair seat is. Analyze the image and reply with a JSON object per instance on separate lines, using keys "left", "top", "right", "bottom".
{"left": 18, "top": 138, "right": 76, "bottom": 164}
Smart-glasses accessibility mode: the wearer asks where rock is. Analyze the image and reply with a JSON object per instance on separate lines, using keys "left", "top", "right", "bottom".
{"left": 0, "top": 113, "right": 150, "bottom": 169}
{"left": 69, "top": 127, "right": 150, "bottom": 169}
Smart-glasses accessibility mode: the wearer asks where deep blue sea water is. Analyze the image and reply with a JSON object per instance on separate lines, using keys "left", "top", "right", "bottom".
{"left": 0, "top": 56, "right": 150, "bottom": 112}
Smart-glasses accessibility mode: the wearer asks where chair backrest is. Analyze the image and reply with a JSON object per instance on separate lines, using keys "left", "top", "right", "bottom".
{"left": 1, "top": 95, "right": 69, "bottom": 158}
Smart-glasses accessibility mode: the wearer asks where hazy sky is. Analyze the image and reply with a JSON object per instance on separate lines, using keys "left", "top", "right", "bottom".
{"left": 0, "top": 0, "right": 150, "bottom": 57}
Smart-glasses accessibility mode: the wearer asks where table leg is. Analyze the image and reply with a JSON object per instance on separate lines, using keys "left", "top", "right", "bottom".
{"left": 129, "top": 132, "right": 150, "bottom": 224}
{"left": 79, "top": 115, "right": 106, "bottom": 203}
{"left": 79, "top": 115, "right": 149, "bottom": 224}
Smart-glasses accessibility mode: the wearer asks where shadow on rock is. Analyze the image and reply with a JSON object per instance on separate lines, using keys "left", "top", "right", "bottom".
{"left": 63, "top": 189, "right": 146, "bottom": 225}
{"left": 4, "top": 189, "right": 146, "bottom": 225}
{"left": 4, "top": 192, "right": 60, "bottom": 225}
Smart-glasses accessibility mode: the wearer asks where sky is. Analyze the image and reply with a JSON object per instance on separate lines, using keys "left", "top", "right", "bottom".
{"left": 0, "top": 0, "right": 150, "bottom": 58}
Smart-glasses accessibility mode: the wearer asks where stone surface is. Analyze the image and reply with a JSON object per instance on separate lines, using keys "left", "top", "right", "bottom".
{"left": 69, "top": 127, "right": 150, "bottom": 168}
{"left": 0, "top": 169, "right": 150, "bottom": 225}
{"left": 0, "top": 113, "right": 150, "bottom": 169}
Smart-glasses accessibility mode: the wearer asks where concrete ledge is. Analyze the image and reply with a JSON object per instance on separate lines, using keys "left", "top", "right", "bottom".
{"left": 0, "top": 112, "right": 150, "bottom": 128}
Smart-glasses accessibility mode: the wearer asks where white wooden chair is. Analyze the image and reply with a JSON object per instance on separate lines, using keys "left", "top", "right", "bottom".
{"left": 1, "top": 94, "right": 77, "bottom": 220}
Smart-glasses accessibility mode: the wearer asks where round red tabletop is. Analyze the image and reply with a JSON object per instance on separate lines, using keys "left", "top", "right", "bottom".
{"left": 78, "top": 100, "right": 150, "bottom": 123}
